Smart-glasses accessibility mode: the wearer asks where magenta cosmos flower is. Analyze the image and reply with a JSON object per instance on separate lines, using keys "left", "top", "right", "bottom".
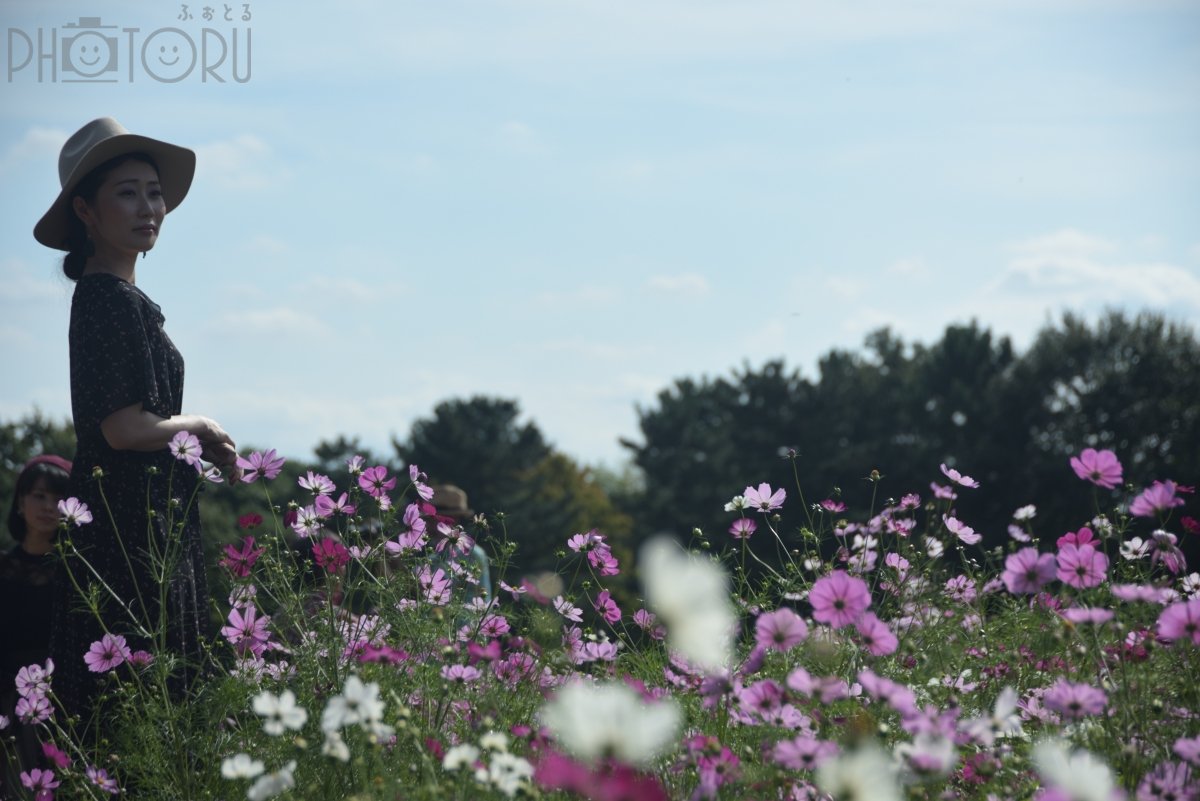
{"left": 744, "top": 483, "right": 786, "bottom": 513}
{"left": 358, "top": 465, "right": 397, "bottom": 499}
{"left": 1043, "top": 679, "right": 1107, "bottom": 720}
{"left": 1130, "top": 480, "right": 1186, "bottom": 518}
{"left": 729, "top": 518, "right": 757, "bottom": 540}
{"left": 1070, "top": 448, "right": 1123, "bottom": 490}
{"left": 1002, "top": 548, "right": 1058, "bottom": 594}
{"left": 84, "top": 633, "right": 132, "bottom": 673}
{"left": 808, "top": 570, "right": 871, "bottom": 628}
{"left": 1157, "top": 597, "right": 1200, "bottom": 646}
{"left": 755, "top": 607, "right": 808, "bottom": 652}
{"left": 1056, "top": 544, "right": 1109, "bottom": 589}
{"left": 237, "top": 449, "right": 285, "bottom": 483}
{"left": 312, "top": 537, "right": 351, "bottom": 573}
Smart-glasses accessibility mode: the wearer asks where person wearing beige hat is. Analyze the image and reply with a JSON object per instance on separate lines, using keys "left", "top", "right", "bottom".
{"left": 35, "top": 117, "right": 240, "bottom": 723}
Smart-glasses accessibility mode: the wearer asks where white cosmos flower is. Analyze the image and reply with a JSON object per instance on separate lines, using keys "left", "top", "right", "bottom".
{"left": 538, "top": 680, "right": 681, "bottom": 767}
{"left": 321, "top": 674, "right": 385, "bottom": 733}
{"left": 489, "top": 752, "right": 534, "bottom": 797}
{"left": 1032, "top": 738, "right": 1119, "bottom": 801}
{"left": 246, "top": 760, "right": 296, "bottom": 801}
{"left": 443, "top": 744, "right": 481, "bottom": 771}
{"left": 816, "top": 742, "right": 902, "bottom": 801}
{"left": 322, "top": 730, "right": 350, "bottom": 762}
{"left": 252, "top": 689, "right": 308, "bottom": 736}
{"left": 639, "top": 537, "right": 736, "bottom": 673}
{"left": 961, "top": 686, "right": 1023, "bottom": 746}
{"left": 479, "top": 730, "right": 509, "bottom": 753}
{"left": 220, "top": 752, "right": 264, "bottom": 779}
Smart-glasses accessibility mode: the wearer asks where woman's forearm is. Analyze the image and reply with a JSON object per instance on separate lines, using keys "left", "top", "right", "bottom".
{"left": 100, "top": 403, "right": 219, "bottom": 453}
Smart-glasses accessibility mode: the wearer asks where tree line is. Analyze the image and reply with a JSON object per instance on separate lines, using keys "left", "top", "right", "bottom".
{"left": 4, "top": 310, "right": 1197, "bottom": 588}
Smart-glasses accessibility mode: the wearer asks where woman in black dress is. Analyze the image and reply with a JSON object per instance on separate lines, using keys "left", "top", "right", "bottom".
{"left": 1, "top": 455, "right": 71, "bottom": 793}
{"left": 34, "top": 118, "right": 241, "bottom": 728}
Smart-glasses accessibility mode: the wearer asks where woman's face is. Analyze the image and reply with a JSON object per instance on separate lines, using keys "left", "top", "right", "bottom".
{"left": 18, "top": 476, "right": 64, "bottom": 540}
{"left": 75, "top": 159, "right": 166, "bottom": 257}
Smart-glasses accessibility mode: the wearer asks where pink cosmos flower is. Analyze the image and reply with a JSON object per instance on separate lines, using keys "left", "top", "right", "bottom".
{"left": 290, "top": 505, "right": 322, "bottom": 538}
{"left": 772, "top": 735, "right": 839, "bottom": 771}
{"left": 298, "top": 470, "right": 335, "bottom": 495}
{"left": 312, "top": 538, "right": 351, "bottom": 573}
{"left": 441, "top": 664, "right": 483, "bottom": 683}
{"left": 1070, "top": 448, "right": 1123, "bottom": 490}
{"left": 418, "top": 565, "right": 451, "bottom": 605}
{"left": 56, "top": 497, "right": 92, "bottom": 527}
{"left": 744, "top": 482, "right": 786, "bottom": 513}
{"left": 587, "top": 545, "right": 620, "bottom": 577}
{"left": 1111, "top": 583, "right": 1169, "bottom": 604}
{"left": 1056, "top": 543, "right": 1109, "bottom": 589}
{"left": 1056, "top": 526, "right": 1097, "bottom": 549}
{"left": 20, "top": 768, "right": 59, "bottom": 799}
{"left": 1157, "top": 597, "right": 1200, "bottom": 645}
{"left": 1136, "top": 761, "right": 1195, "bottom": 801}
{"left": 236, "top": 449, "right": 285, "bottom": 483}
{"left": 567, "top": 530, "right": 605, "bottom": 552}
{"left": 86, "top": 766, "right": 120, "bottom": 794}
{"left": 346, "top": 455, "right": 365, "bottom": 475}
{"left": 754, "top": 608, "right": 808, "bottom": 652}
{"left": 358, "top": 466, "right": 396, "bottom": 499}
{"left": 41, "top": 742, "right": 70, "bottom": 769}
{"left": 315, "top": 492, "right": 355, "bottom": 518}
{"left": 553, "top": 596, "right": 583, "bottom": 623}
{"left": 858, "top": 669, "right": 918, "bottom": 718}
{"left": 16, "top": 694, "right": 52, "bottom": 725}
{"left": 1002, "top": 548, "right": 1058, "bottom": 594}
{"left": 1174, "top": 735, "right": 1200, "bottom": 766}
{"left": 168, "top": 430, "right": 203, "bottom": 471}
{"left": 15, "top": 660, "right": 53, "bottom": 699}
{"left": 1149, "top": 530, "right": 1188, "bottom": 575}
{"left": 930, "top": 482, "right": 958, "bottom": 500}
{"left": 1060, "top": 607, "right": 1114, "bottom": 625}
{"left": 854, "top": 612, "right": 898, "bottom": 656}
{"left": 808, "top": 570, "right": 871, "bottom": 628}
{"left": 1043, "top": 679, "right": 1107, "bottom": 720}
{"left": 729, "top": 518, "right": 757, "bottom": 540}
{"left": 84, "top": 633, "right": 132, "bottom": 673}
{"left": 221, "top": 604, "right": 271, "bottom": 657}
{"left": 220, "top": 536, "right": 265, "bottom": 578}
{"left": 820, "top": 498, "right": 846, "bottom": 513}
{"left": 944, "top": 515, "right": 982, "bottom": 545}
{"left": 940, "top": 463, "right": 980, "bottom": 488}
{"left": 594, "top": 590, "right": 621, "bottom": 624}
{"left": 1130, "top": 480, "right": 1186, "bottom": 518}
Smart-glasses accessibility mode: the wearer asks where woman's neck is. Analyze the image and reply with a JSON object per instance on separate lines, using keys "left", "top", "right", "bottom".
{"left": 20, "top": 530, "right": 55, "bottom": 556}
{"left": 83, "top": 247, "right": 138, "bottom": 284}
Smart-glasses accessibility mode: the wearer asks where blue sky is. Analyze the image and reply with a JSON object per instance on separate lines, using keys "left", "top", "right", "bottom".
{"left": 2, "top": 0, "right": 1198, "bottom": 468}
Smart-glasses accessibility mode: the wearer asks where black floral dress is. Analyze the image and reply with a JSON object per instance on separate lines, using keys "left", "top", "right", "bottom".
{"left": 50, "top": 273, "right": 211, "bottom": 721}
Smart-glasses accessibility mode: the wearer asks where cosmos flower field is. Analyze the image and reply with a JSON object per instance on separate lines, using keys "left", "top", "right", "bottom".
{"left": 6, "top": 438, "right": 1199, "bottom": 800}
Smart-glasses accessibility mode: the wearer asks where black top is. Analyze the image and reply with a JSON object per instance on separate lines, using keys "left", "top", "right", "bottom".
{"left": 50, "top": 273, "right": 211, "bottom": 719}
{"left": 0, "top": 545, "right": 55, "bottom": 687}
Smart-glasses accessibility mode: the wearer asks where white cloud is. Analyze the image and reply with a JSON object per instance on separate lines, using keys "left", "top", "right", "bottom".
{"left": 207, "top": 306, "right": 330, "bottom": 336}
{"left": 194, "top": 134, "right": 288, "bottom": 191}
{"left": 885, "top": 257, "right": 931, "bottom": 279}
{"left": 645, "top": 273, "right": 710, "bottom": 297}
{"left": 0, "top": 258, "right": 68, "bottom": 303}
{"left": 1009, "top": 228, "right": 1116, "bottom": 258}
{"left": 533, "top": 284, "right": 618, "bottom": 305}
{"left": 0, "top": 126, "right": 66, "bottom": 174}
{"left": 823, "top": 275, "right": 865, "bottom": 300}
{"left": 497, "top": 121, "right": 543, "bottom": 155}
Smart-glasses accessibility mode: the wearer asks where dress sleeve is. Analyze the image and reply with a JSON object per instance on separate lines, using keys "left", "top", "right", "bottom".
{"left": 71, "top": 281, "right": 167, "bottom": 422}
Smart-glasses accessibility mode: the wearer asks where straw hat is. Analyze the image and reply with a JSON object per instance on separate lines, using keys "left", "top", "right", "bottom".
{"left": 34, "top": 117, "right": 195, "bottom": 251}
{"left": 431, "top": 485, "right": 474, "bottom": 519}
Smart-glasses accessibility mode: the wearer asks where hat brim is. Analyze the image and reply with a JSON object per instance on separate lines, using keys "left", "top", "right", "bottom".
{"left": 34, "top": 133, "right": 195, "bottom": 251}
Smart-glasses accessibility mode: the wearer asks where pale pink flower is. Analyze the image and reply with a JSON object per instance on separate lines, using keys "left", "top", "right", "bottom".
{"left": 755, "top": 608, "right": 808, "bottom": 652}
{"left": 315, "top": 492, "right": 355, "bottom": 517}
{"left": 1043, "top": 679, "right": 1107, "bottom": 720}
{"left": 298, "top": 470, "right": 335, "bottom": 495}
{"left": 1060, "top": 607, "right": 1114, "bottom": 625}
{"left": 1070, "top": 448, "right": 1123, "bottom": 490}
{"left": 1056, "top": 544, "right": 1109, "bottom": 589}
{"left": 944, "top": 515, "right": 982, "bottom": 545}
{"left": 86, "top": 766, "right": 121, "bottom": 794}
{"left": 237, "top": 449, "right": 285, "bottom": 483}
{"left": 1002, "top": 548, "right": 1057, "bottom": 594}
{"left": 15, "top": 660, "right": 53, "bottom": 699}
{"left": 744, "top": 482, "right": 786, "bottom": 513}
{"left": 16, "top": 694, "right": 52, "bottom": 724}
{"left": 1111, "top": 583, "right": 1170, "bottom": 604}
{"left": 1174, "top": 735, "right": 1200, "bottom": 766}
{"left": 1130, "top": 480, "right": 1186, "bottom": 518}
{"left": 854, "top": 613, "right": 898, "bottom": 656}
{"left": 168, "top": 430, "right": 203, "bottom": 470}
{"left": 553, "top": 596, "right": 583, "bottom": 623}
{"left": 940, "top": 463, "right": 980, "bottom": 488}
{"left": 729, "top": 518, "right": 757, "bottom": 539}
{"left": 221, "top": 604, "right": 271, "bottom": 657}
{"left": 1157, "top": 597, "right": 1200, "bottom": 645}
{"left": 57, "top": 497, "right": 92, "bottom": 527}
{"left": 809, "top": 571, "right": 871, "bottom": 628}
{"left": 20, "top": 768, "right": 59, "bottom": 798}
{"left": 441, "top": 664, "right": 483, "bottom": 683}
{"left": 773, "top": 735, "right": 839, "bottom": 771}
{"left": 84, "top": 633, "right": 132, "bottom": 673}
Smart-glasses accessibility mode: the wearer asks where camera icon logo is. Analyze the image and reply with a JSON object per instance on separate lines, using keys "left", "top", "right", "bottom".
{"left": 62, "top": 17, "right": 119, "bottom": 80}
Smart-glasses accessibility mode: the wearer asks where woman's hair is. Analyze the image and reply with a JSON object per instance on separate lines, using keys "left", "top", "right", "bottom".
{"left": 6, "top": 458, "right": 72, "bottom": 541}
{"left": 62, "top": 152, "right": 160, "bottom": 281}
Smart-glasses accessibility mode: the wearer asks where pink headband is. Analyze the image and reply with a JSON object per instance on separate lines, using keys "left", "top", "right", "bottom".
{"left": 23, "top": 454, "right": 73, "bottom": 475}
